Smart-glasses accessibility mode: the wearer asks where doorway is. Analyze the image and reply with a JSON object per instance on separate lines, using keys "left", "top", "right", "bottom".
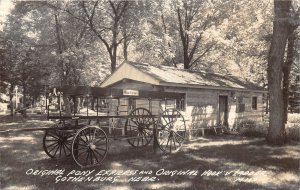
{"left": 218, "top": 95, "right": 228, "bottom": 126}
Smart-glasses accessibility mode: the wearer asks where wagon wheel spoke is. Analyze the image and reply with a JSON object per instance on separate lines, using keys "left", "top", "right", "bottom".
{"left": 173, "top": 136, "right": 177, "bottom": 150}
{"left": 78, "top": 135, "right": 88, "bottom": 145}
{"left": 59, "top": 143, "right": 63, "bottom": 158}
{"left": 92, "top": 129, "right": 96, "bottom": 142}
{"left": 62, "top": 143, "right": 68, "bottom": 156}
{"left": 45, "top": 140, "right": 59, "bottom": 147}
{"left": 53, "top": 143, "right": 61, "bottom": 157}
{"left": 144, "top": 117, "right": 151, "bottom": 125}
{"left": 44, "top": 139, "right": 59, "bottom": 142}
{"left": 92, "top": 141, "right": 107, "bottom": 146}
{"left": 158, "top": 134, "right": 168, "bottom": 145}
{"left": 76, "top": 149, "right": 89, "bottom": 157}
{"left": 85, "top": 150, "right": 90, "bottom": 165}
{"left": 91, "top": 150, "right": 99, "bottom": 163}
{"left": 93, "top": 149, "right": 105, "bottom": 158}
{"left": 75, "top": 146, "right": 89, "bottom": 151}
{"left": 93, "top": 137, "right": 107, "bottom": 144}
{"left": 46, "top": 132, "right": 60, "bottom": 140}
{"left": 95, "top": 147, "right": 107, "bottom": 152}
{"left": 82, "top": 131, "right": 89, "bottom": 144}
{"left": 173, "top": 129, "right": 185, "bottom": 142}
{"left": 48, "top": 142, "right": 59, "bottom": 153}
{"left": 142, "top": 130, "right": 151, "bottom": 143}
{"left": 126, "top": 124, "right": 139, "bottom": 130}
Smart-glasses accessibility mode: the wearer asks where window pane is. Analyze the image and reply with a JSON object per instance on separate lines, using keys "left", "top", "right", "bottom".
{"left": 252, "top": 97, "right": 257, "bottom": 110}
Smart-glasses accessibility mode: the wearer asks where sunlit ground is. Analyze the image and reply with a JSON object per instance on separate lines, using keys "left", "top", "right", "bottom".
{"left": 0, "top": 115, "right": 299, "bottom": 190}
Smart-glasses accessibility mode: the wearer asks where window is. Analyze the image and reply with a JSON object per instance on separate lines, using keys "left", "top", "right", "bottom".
{"left": 236, "top": 97, "right": 245, "bottom": 113}
{"left": 176, "top": 98, "right": 185, "bottom": 111}
{"left": 128, "top": 98, "right": 136, "bottom": 110}
{"left": 237, "top": 104, "right": 245, "bottom": 112}
{"left": 252, "top": 97, "right": 258, "bottom": 110}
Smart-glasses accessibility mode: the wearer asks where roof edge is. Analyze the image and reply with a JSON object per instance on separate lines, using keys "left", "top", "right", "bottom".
{"left": 100, "top": 61, "right": 127, "bottom": 87}
{"left": 126, "top": 61, "right": 162, "bottom": 84}
{"left": 160, "top": 82, "right": 267, "bottom": 93}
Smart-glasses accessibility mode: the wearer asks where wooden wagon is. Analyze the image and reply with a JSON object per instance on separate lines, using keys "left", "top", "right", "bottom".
{"left": 43, "top": 86, "right": 187, "bottom": 168}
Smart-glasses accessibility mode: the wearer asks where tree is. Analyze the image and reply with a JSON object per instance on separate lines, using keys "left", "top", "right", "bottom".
{"left": 289, "top": 67, "right": 300, "bottom": 113}
{"left": 175, "top": 0, "right": 220, "bottom": 69}
{"left": 266, "top": 0, "right": 299, "bottom": 145}
{"left": 206, "top": 0, "right": 273, "bottom": 84}
{"left": 133, "top": 0, "right": 231, "bottom": 69}
{"left": 63, "top": 0, "right": 131, "bottom": 73}
{"left": 288, "top": 27, "right": 300, "bottom": 113}
{"left": 1, "top": 3, "right": 39, "bottom": 116}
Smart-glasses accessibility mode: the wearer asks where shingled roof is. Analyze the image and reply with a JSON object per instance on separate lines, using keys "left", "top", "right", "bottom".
{"left": 101, "top": 61, "right": 265, "bottom": 91}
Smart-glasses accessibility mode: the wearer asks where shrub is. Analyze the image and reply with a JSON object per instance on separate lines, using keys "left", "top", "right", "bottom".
{"left": 285, "top": 122, "right": 300, "bottom": 141}
{"left": 287, "top": 113, "right": 300, "bottom": 123}
{"left": 233, "top": 117, "right": 300, "bottom": 141}
{"left": 234, "top": 120, "right": 268, "bottom": 137}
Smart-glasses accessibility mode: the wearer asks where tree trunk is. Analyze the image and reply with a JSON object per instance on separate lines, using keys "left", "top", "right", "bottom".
{"left": 75, "top": 97, "right": 81, "bottom": 114}
{"left": 123, "top": 29, "right": 128, "bottom": 61}
{"left": 22, "top": 83, "right": 27, "bottom": 118}
{"left": 111, "top": 53, "right": 117, "bottom": 73}
{"left": 177, "top": 8, "right": 190, "bottom": 69}
{"left": 266, "top": 0, "right": 292, "bottom": 145}
{"left": 183, "top": 49, "right": 190, "bottom": 69}
{"left": 54, "top": 13, "right": 67, "bottom": 86}
{"left": 282, "top": 32, "right": 295, "bottom": 123}
{"left": 63, "top": 96, "right": 71, "bottom": 116}
{"left": 9, "top": 85, "right": 14, "bottom": 116}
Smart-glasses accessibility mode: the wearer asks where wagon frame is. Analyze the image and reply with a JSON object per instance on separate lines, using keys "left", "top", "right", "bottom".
{"left": 43, "top": 86, "right": 187, "bottom": 168}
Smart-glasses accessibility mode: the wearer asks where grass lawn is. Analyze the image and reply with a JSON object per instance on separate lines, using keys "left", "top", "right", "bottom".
{"left": 0, "top": 115, "right": 299, "bottom": 190}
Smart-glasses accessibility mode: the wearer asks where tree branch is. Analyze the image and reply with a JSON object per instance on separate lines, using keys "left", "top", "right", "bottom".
{"left": 190, "top": 42, "right": 215, "bottom": 68}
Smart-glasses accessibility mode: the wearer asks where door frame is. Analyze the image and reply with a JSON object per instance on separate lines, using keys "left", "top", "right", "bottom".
{"left": 218, "top": 95, "right": 229, "bottom": 126}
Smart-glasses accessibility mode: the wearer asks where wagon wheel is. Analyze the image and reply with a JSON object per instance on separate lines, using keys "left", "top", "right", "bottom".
{"left": 72, "top": 126, "right": 108, "bottom": 168}
{"left": 157, "top": 108, "right": 186, "bottom": 153}
{"left": 43, "top": 123, "right": 74, "bottom": 159}
{"left": 125, "top": 108, "right": 154, "bottom": 148}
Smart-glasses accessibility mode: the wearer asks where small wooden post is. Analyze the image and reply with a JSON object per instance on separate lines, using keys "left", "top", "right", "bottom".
{"left": 153, "top": 121, "right": 160, "bottom": 154}
{"left": 58, "top": 93, "right": 61, "bottom": 117}
{"left": 96, "top": 98, "right": 99, "bottom": 117}
{"left": 86, "top": 96, "right": 89, "bottom": 116}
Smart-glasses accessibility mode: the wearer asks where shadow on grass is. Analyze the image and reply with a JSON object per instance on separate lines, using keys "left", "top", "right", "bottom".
{"left": 0, "top": 124, "right": 299, "bottom": 190}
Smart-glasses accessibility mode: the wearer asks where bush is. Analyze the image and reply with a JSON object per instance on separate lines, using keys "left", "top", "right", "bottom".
{"left": 238, "top": 124, "right": 300, "bottom": 142}
{"left": 285, "top": 122, "right": 300, "bottom": 141}
{"left": 288, "top": 113, "right": 300, "bottom": 123}
{"left": 234, "top": 120, "right": 268, "bottom": 137}
{"left": 233, "top": 117, "right": 300, "bottom": 141}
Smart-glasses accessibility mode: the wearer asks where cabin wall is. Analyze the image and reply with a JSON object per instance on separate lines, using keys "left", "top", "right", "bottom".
{"left": 164, "top": 87, "right": 266, "bottom": 129}
{"left": 185, "top": 90, "right": 219, "bottom": 129}
{"left": 109, "top": 81, "right": 266, "bottom": 129}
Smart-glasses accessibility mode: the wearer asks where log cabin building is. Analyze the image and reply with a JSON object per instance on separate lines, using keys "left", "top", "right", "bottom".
{"left": 100, "top": 61, "right": 267, "bottom": 134}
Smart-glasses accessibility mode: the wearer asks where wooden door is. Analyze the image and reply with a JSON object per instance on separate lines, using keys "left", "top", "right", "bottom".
{"left": 219, "top": 96, "right": 228, "bottom": 126}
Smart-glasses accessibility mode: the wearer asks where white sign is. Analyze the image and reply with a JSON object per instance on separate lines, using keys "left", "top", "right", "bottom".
{"left": 123, "top": 89, "right": 139, "bottom": 96}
